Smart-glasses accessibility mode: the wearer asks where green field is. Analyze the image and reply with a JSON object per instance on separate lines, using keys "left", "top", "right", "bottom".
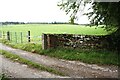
{"left": 0, "top": 24, "right": 110, "bottom": 43}
{"left": 1, "top": 24, "right": 109, "bottom": 35}
{"left": 1, "top": 24, "right": 118, "bottom": 66}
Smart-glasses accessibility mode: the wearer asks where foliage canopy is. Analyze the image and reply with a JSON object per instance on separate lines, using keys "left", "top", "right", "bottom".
{"left": 58, "top": 0, "right": 120, "bottom": 51}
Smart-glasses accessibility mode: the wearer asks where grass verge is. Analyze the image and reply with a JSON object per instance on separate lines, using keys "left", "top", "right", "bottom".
{"left": 0, "top": 39, "right": 119, "bottom": 66}
{"left": 0, "top": 49, "right": 65, "bottom": 76}
{"left": 0, "top": 74, "right": 9, "bottom": 80}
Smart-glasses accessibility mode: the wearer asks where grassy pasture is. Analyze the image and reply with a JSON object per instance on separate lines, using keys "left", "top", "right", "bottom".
{"left": 1, "top": 24, "right": 109, "bottom": 35}
{"left": 0, "top": 24, "right": 110, "bottom": 43}
{"left": 0, "top": 24, "right": 118, "bottom": 66}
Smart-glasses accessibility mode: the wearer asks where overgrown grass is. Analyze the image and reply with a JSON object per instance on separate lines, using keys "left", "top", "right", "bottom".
{"left": 40, "top": 47, "right": 119, "bottom": 66}
{"left": 0, "top": 74, "right": 9, "bottom": 80}
{"left": 1, "top": 39, "right": 119, "bottom": 66}
{"left": 0, "top": 49, "right": 65, "bottom": 76}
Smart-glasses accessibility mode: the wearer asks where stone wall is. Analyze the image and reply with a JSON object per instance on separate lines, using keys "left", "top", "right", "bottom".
{"left": 42, "top": 34, "right": 108, "bottom": 50}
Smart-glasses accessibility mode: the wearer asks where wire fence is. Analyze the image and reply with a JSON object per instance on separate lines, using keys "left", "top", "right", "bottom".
{"left": 0, "top": 30, "right": 42, "bottom": 44}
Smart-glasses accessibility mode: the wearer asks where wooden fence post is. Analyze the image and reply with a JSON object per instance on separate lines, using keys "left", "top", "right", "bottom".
{"left": 10, "top": 32, "right": 12, "bottom": 41}
{"left": 28, "top": 31, "right": 30, "bottom": 42}
{"left": 0, "top": 31, "right": 2, "bottom": 38}
{"left": 7, "top": 31, "right": 10, "bottom": 41}
{"left": 42, "top": 34, "right": 47, "bottom": 50}
{"left": 3, "top": 31, "right": 5, "bottom": 39}
{"left": 15, "top": 32, "right": 17, "bottom": 43}
{"left": 20, "top": 32, "right": 23, "bottom": 43}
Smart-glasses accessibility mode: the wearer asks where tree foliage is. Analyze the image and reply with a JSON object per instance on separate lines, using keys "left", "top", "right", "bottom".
{"left": 58, "top": 0, "right": 120, "bottom": 51}
{"left": 89, "top": 2, "right": 120, "bottom": 31}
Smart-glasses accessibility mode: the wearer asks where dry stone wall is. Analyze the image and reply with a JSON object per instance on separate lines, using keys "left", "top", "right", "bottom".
{"left": 42, "top": 34, "right": 108, "bottom": 50}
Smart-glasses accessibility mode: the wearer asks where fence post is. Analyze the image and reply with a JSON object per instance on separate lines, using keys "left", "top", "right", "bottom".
{"left": 28, "top": 31, "right": 30, "bottom": 42}
{"left": 42, "top": 33, "right": 47, "bottom": 50}
{"left": 0, "top": 31, "right": 2, "bottom": 38}
{"left": 10, "top": 32, "right": 12, "bottom": 41}
{"left": 3, "top": 31, "right": 5, "bottom": 39}
{"left": 20, "top": 32, "right": 23, "bottom": 43}
{"left": 15, "top": 32, "right": 17, "bottom": 43}
{"left": 7, "top": 31, "right": 10, "bottom": 41}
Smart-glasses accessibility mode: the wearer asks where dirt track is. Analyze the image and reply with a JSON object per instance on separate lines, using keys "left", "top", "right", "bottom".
{"left": 0, "top": 43, "right": 118, "bottom": 78}
{"left": 0, "top": 55, "right": 63, "bottom": 78}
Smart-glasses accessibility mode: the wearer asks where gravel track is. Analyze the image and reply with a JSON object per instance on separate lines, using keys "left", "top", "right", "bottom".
{"left": 0, "top": 43, "right": 118, "bottom": 78}
{"left": 0, "top": 55, "right": 64, "bottom": 78}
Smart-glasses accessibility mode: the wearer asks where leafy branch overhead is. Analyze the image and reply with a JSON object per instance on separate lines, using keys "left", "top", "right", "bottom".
{"left": 58, "top": 0, "right": 120, "bottom": 30}
{"left": 58, "top": 0, "right": 120, "bottom": 52}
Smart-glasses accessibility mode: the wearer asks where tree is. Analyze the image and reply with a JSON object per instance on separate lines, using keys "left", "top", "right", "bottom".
{"left": 58, "top": 0, "right": 120, "bottom": 52}
{"left": 69, "top": 16, "right": 75, "bottom": 24}
{"left": 90, "top": 2, "right": 120, "bottom": 52}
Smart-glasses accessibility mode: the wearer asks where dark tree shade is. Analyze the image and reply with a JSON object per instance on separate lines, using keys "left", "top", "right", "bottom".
{"left": 58, "top": 0, "right": 120, "bottom": 52}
